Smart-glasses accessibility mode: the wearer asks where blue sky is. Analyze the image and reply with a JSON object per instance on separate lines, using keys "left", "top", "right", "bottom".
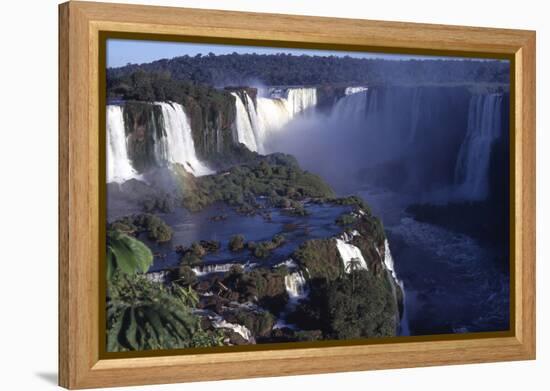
{"left": 106, "top": 39, "right": 476, "bottom": 68}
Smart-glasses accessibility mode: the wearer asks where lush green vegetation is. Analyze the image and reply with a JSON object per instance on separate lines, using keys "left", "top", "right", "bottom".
{"left": 325, "top": 270, "right": 397, "bottom": 339}
{"left": 109, "top": 213, "right": 173, "bottom": 243}
{"left": 107, "top": 273, "right": 223, "bottom": 351}
{"left": 176, "top": 153, "right": 335, "bottom": 213}
{"left": 288, "top": 270, "right": 397, "bottom": 339}
{"left": 228, "top": 235, "right": 245, "bottom": 252}
{"left": 222, "top": 266, "right": 289, "bottom": 313}
{"left": 108, "top": 53, "right": 509, "bottom": 87}
{"left": 293, "top": 238, "right": 344, "bottom": 281}
{"left": 106, "top": 230, "right": 154, "bottom": 280}
{"left": 335, "top": 212, "right": 359, "bottom": 226}
{"left": 106, "top": 228, "right": 222, "bottom": 352}
{"left": 246, "top": 234, "right": 286, "bottom": 259}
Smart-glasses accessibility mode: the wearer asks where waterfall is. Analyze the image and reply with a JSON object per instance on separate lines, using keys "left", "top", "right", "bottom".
{"left": 284, "top": 271, "right": 308, "bottom": 298}
{"left": 156, "top": 102, "right": 214, "bottom": 176}
{"left": 231, "top": 92, "right": 259, "bottom": 152}
{"left": 345, "top": 86, "right": 368, "bottom": 95}
{"left": 378, "top": 239, "right": 409, "bottom": 336}
{"left": 192, "top": 263, "right": 238, "bottom": 276}
{"left": 232, "top": 87, "right": 317, "bottom": 153}
{"left": 454, "top": 94, "right": 503, "bottom": 200}
{"left": 329, "top": 89, "right": 368, "bottom": 122}
{"left": 256, "top": 98, "right": 293, "bottom": 138}
{"left": 209, "top": 314, "right": 253, "bottom": 342}
{"left": 382, "top": 239, "right": 398, "bottom": 281}
{"left": 335, "top": 237, "right": 368, "bottom": 272}
{"left": 282, "top": 87, "right": 317, "bottom": 115}
{"left": 106, "top": 105, "right": 139, "bottom": 183}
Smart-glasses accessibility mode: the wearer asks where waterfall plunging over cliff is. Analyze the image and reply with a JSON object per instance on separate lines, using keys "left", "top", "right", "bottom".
{"left": 279, "top": 87, "right": 317, "bottom": 115}
{"left": 284, "top": 271, "right": 308, "bottom": 299}
{"left": 329, "top": 89, "right": 369, "bottom": 122}
{"left": 231, "top": 92, "right": 260, "bottom": 152}
{"left": 454, "top": 94, "right": 503, "bottom": 200}
{"left": 156, "top": 102, "right": 214, "bottom": 176}
{"left": 345, "top": 86, "right": 368, "bottom": 96}
{"left": 106, "top": 105, "right": 139, "bottom": 183}
{"left": 106, "top": 102, "right": 213, "bottom": 183}
{"left": 232, "top": 87, "right": 317, "bottom": 153}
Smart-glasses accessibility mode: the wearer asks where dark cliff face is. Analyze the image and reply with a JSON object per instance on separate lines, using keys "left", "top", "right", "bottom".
{"left": 224, "top": 87, "right": 258, "bottom": 106}
{"left": 181, "top": 92, "right": 236, "bottom": 162}
{"left": 123, "top": 102, "right": 165, "bottom": 173}
{"left": 315, "top": 86, "right": 347, "bottom": 111}
{"left": 357, "top": 85, "right": 473, "bottom": 193}
{"left": 357, "top": 85, "right": 510, "bottom": 198}
{"left": 118, "top": 92, "right": 238, "bottom": 172}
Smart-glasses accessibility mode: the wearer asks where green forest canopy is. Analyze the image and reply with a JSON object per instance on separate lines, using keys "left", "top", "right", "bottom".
{"left": 107, "top": 52, "right": 509, "bottom": 89}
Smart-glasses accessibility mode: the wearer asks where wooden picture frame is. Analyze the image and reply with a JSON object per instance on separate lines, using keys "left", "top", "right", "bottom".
{"left": 59, "top": 1, "right": 536, "bottom": 389}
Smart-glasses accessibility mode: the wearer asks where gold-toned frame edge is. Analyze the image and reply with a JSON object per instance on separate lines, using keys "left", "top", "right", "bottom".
{"left": 59, "top": 1, "right": 536, "bottom": 389}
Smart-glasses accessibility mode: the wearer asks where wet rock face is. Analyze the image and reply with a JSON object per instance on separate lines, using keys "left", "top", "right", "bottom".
{"left": 122, "top": 102, "right": 166, "bottom": 173}
{"left": 315, "top": 85, "right": 347, "bottom": 111}
{"left": 182, "top": 92, "right": 236, "bottom": 163}
{"left": 224, "top": 87, "right": 258, "bottom": 105}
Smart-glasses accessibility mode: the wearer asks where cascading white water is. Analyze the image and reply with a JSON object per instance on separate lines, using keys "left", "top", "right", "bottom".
{"left": 335, "top": 237, "right": 368, "bottom": 272}
{"left": 283, "top": 88, "right": 317, "bottom": 115}
{"left": 256, "top": 98, "right": 293, "bottom": 137}
{"left": 345, "top": 86, "right": 368, "bottom": 95}
{"left": 106, "top": 105, "right": 140, "bottom": 183}
{"left": 231, "top": 92, "right": 259, "bottom": 152}
{"left": 156, "top": 102, "right": 214, "bottom": 176}
{"left": 284, "top": 271, "right": 308, "bottom": 298}
{"left": 375, "top": 238, "right": 408, "bottom": 335}
{"left": 382, "top": 239, "right": 398, "bottom": 281}
{"left": 210, "top": 314, "right": 253, "bottom": 342}
{"left": 329, "top": 89, "right": 369, "bottom": 122}
{"left": 192, "top": 263, "right": 238, "bottom": 276}
{"left": 232, "top": 88, "right": 317, "bottom": 153}
{"left": 454, "top": 94, "right": 503, "bottom": 200}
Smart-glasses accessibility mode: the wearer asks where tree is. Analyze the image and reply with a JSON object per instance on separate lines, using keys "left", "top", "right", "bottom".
{"left": 345, "top": 257, "right": 362, "bottom": 294}
{"left": 105, "top": 229, "right": 221, "bottom": 351}
{"left": 107, "top": 274, "right": 221, "bottom": 351}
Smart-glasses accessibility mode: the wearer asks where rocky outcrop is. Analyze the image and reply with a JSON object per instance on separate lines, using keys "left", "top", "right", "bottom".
{"left": 181, "top": 91, "right": 237, "bottom": 162}
{"left": 122, "top": 102, "right": 165, "bottom": 172}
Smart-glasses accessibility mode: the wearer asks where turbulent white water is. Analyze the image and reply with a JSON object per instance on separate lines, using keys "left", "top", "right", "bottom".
{"left": 454, "top": 94, "right": 503, "bottom": 200}
{"left": 232, "top": 87, "right": 317, "bottom": 153}
{"left": 377, "top": 238, "right": 408, "bottom": 334}
{"left": 335, "top": 232, "right": 368, "bottom": 272}
{"left": 345, "top": 86, "right": 368, "bottom": 95}
{"left": 210, "top": 315, "right": 253, "bottom": 342}
{"left": 382, "top": 239, "right": 398, "bottom": 281}
{"left": 281, "top": 88, "right": 317, "bottom": 115}
{"left": 284, "top": 271, "right": 308, "bottom": 298}
{"left": 106, "top": 105, "right": 140, "bottom": 183}
{"left": 156, "top": 102, "right": 214, "bottom": 176}
{"left": 231, "top": 92, "right": 260, "bottom": 152}
{"left": 192, "top": 263, "right": 239, "bottom": 276}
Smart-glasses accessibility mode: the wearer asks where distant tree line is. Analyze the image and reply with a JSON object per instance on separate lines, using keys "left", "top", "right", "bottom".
{"left": 107, "top": 52, "right": 510, "bottom": 89}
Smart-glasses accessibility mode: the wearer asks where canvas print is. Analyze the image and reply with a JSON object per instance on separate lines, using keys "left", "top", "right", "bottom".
{"left": 105, "top": 39, "right": 510, "bottom": 352}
